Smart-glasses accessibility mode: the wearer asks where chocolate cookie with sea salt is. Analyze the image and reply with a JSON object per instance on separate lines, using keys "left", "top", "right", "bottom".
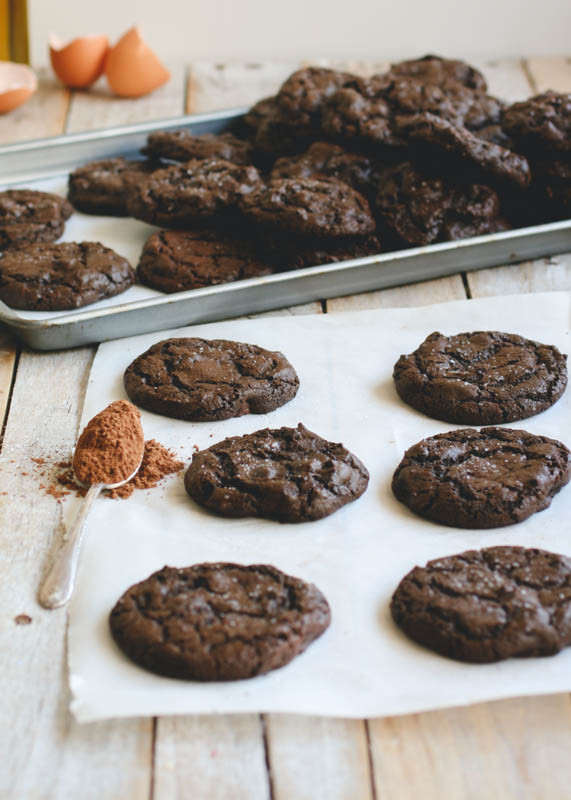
{"left": 136, "top": 229, "right": 273, "bottom": 293}
{"left": 109, "top": 562, "right": 331, "bottom": 680}
{"left": 124, "top": 337, "right": 299, "bottom": 421}
{"left": 0, "top": 189, "right": 72, "bottom": 249}
{"left": 67, "top": 158, "right": 158, "bottom": 216}
{"left": 391, "top": 546, "right": 571, "bottom": 662}
{"left": 0, "top": 241, "right": 134, "bottom": 310}
{"left": 185, "top": 423, "right": 369, "bottom": 522}
{"left": 393, "top": 330, "right": 567, "bottom": 424}
{"left": 391, "top": 427, "right": 570, "bottom": 528}
{"left": 142, "top": 131, "right": 254, "bottom": 165}
{"left": 241, "top": 176, "right": 376, "bottom": 238}
{"left": 126, "top": 158, "right": 262, "bottom": 227}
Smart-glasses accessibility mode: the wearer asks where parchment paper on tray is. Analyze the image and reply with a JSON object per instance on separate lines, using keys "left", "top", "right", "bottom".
{"left": 68, "top": 291, "right": 571, "bottom": 723}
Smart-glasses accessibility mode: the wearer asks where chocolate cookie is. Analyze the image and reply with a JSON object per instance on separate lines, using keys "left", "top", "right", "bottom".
{"left": 124, "top": 337, "right": 299, "bottom": 421}
{"left": 374, "top": 161, "right": 505, "bottom": 247}
{"left": 242, "top": 96, "right": 308, "bottom": 158}
{"left": 136, "top": 229, "right": 273, "bottom": 293}
{"left": 0, "top": 189, "right": 72, "bottom": 249}
{"left": 142, "top": 131, "right": 254, "bottom": 165}
{"left": 67, "top": 158, "right": 158, "bottom": 216}
{"left": 321, "top": 81, "right": 405, "bottom": 150}
{"left": 270, "top": 142, "right": 383, "bottom": 199}
{"left": 126, "top": 159, "right": 262, "bottom": 227}
{"left": 391, "top": 546, "right": 571, "bottom": 662}
{"left": 241, "top": 176, "right": 376, "bottom": 238}
{"left": 275, "top": 66, "right": 356, "bottom": 130}
{"left": 0, "top": 241, "right": 134, "bottom": 310}
{"left": 502, "top": 91, "right": 571, "bottom": 155}
{"left": 185, "top": 423, "right": 369, "bottom": 522}
{"left": 387, "top": 54, "right": 488, "bottom": 91}
{"left": 393, "top": 330, "right": 567, "bottom": 424}
{"left": 109, "top": 562, "right": 331, "bottom": 680}
{"left": 392, "top": 427, "right": 571, "bottom": 528}
{"left": 395, "top": 112, "right": 531, "bottom": 189}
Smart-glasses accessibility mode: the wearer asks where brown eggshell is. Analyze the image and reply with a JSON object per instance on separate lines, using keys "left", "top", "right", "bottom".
{"left": 0, "top": 62, "right": 37, "bottom": 114}
{"left": 49, "top": 34, "right": 109, "bottom": 89}
{"left": 105, "top": 26, "right": 170, "bottom": 98}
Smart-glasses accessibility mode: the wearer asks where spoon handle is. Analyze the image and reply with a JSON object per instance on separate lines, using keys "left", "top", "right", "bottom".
{"left": 39, "top": 483, "right": 103, "bottom": 609}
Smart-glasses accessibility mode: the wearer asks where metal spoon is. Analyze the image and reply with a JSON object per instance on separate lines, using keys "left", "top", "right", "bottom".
{"left": 39, "top": 456, "right": 143, "bottom": 610}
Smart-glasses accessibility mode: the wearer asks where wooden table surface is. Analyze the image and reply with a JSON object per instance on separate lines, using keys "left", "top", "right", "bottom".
{"left": 2, "top": 56, "right": 571, "bottom": 800}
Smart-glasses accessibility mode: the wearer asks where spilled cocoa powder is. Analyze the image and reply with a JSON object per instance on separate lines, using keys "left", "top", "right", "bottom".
{"left": 55, "top": 439, "right": 184, "bottom": 499}
{"left": 73, "top": 400, "right": 145, "bottom": 486}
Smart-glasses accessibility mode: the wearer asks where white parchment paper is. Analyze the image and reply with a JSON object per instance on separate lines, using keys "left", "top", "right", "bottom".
{"left": 68, "top": 291, "right": 571, "bottom": 723}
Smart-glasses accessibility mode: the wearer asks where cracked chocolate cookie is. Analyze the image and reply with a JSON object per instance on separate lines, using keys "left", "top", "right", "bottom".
{"left": 0, "top": 189, "right": 72, "bottom": 249}
{"left": 124, "top": 337, "right": 299, "bottom": 421}
{"left": 270, "top": 142, "right": 383, "bottom": 199}
{"left": 395, "top": 113, "right": 531, "bottom": 190}
{"left": 321, "top": 81, "right": 405, "bottom": 151}
{"left": 67, "top": 158, "right": 158, "bottom": 216}
{"left": 242, "top": 95, "right": 310, "bottom": 158}
{"left": 0, "top": 241, "right": 134, "bottom": 310}
{"left": 126, "top": 158, "right": 262, "bottom": 227}
{"left": 391, "top": 546, "right": 571, "bottom": 662}
{"left": 393, "top": 331, "right": 568, "bottom": 424}
{"left": 109, "top": 562, "right": 331, "bottom": 680}
{"left": 374, "top": 161, "right": 505, "bottom": 247}
{"left": 136, "top": 229, "right": 273, "bottom": 293}
{"left": 185, "top": 423, "right": 369, "bottom": 522}
{"left": 501, "top": 91, "right": 571, "bottom": 155}
{"left": 142, "top": 130, "right": 254, "bottom": 165}
{"left": 275, "top": 66, "right": 356, "bottom": 130}
{"left": 392, "top": 427, "right": 571, "bottom": 528}
{"left": 241, "top": 176, "right": 376, "bottom": 238}
{"left": 387, "top": 54, "right": 487, "bottom": 90}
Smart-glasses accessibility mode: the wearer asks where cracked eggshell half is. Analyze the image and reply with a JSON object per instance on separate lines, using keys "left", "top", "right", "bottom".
{"left": 104, "top": 26, "right": 170, "bottom": 98}
{"left": 49, "top": 34, "right": 109, "bottom": 89}
{"left": 0, "top": 61, "right": 37, "bottom": 114}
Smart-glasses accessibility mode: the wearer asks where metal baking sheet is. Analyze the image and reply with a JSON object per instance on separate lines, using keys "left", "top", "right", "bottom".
{"left": 1, "top": 110, "right": 570, "bottom": 351}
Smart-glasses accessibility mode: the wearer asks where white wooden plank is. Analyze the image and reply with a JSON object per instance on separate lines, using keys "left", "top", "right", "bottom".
{"left": 266, "top": 715, "right": 373, "bottom": 800}
{"left": 369, "top": 695, "right": 571, "bottom": 800}
{"left": 326, "top": 275, "right": 466, "bottom": 312}
{"left": 65, "top": 63, "right": 186, "bottom": 134}
{"left": 525, "top": 56, "right": 571, "bottom": 93}
{"left": 471, "top": 57, "right": 532, "bottom": 102}
{"left": 0, "top": 348, "right": 152, "bottom": 800}
{"left": 154, "top": 715, "right": 270, "bottom": 800}
{"left": 467, "top": 252, "right": 571, "bottom": 297}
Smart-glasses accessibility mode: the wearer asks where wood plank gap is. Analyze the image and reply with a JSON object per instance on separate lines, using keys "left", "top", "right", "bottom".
{"left": 364, "top": 721, "right": 378, "bottom": 800}
{"left": 0, "top": 341, "right": 20, "bottom": 453}
{"left": 60, "top": 88, "right": 73, "bottom": 134}
{"left": 261, "top": 714, "right": 276, "bottom": 800}
{"left": 521, "top": 58, "right": 538, "bottom": 93}
{"left": 461, "top": 273, "right": 472, "bottom": 299}
{"left": 149, "top": 717, "right": 157, "bottom": 800}
{"left": 182, "top": 65, "right": 190, "bottom": 115}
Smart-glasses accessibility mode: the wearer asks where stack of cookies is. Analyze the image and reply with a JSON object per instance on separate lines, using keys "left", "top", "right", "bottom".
{"left": 1, "top": 55, "right": 568, "bottom": 311}
{"left": 60, "top": 55, "right": 570, "bottom": 296}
